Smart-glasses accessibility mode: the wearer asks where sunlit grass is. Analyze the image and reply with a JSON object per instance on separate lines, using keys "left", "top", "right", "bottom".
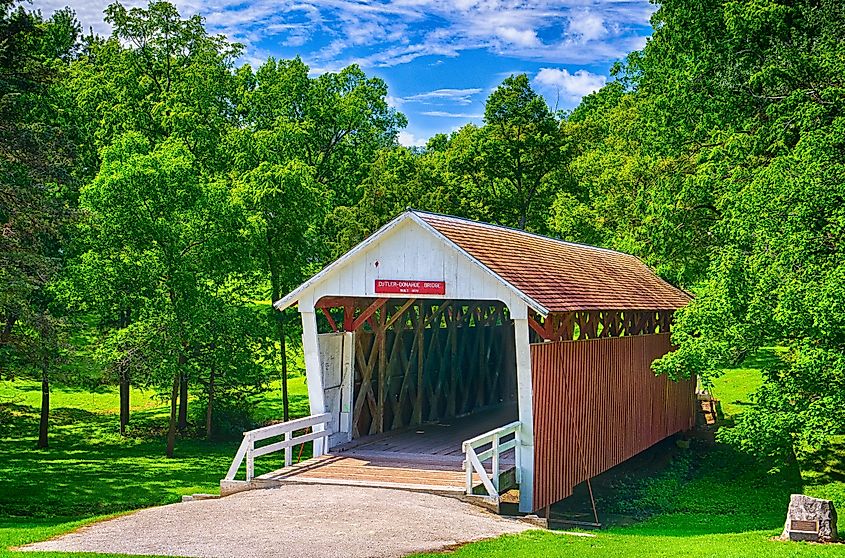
{"left": 0, "top": 379, "right": 165, "bottom": 415}
{"left": 0, "top": 374, "right": 311, "bottom": 518}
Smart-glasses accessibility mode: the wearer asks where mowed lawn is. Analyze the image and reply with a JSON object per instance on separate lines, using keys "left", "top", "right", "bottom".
{"left": 0, "top": 376, "right": 310, "bottom": 557}
{"left": 2, "top": 352, "right": 845, "bottom": 557}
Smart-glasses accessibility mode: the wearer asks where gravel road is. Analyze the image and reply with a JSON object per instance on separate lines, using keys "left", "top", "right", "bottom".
{"left": 21, "top": 485, "right": 533, "bottom": 558}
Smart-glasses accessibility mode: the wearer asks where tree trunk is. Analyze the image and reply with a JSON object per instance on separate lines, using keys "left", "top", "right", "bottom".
{"left": 267, "top": 241, "right": 290, "bottom": 422}
{"left": 177, "top": 371, "right": 188, "bottom": 432}
{"left": 166, "top": 351, "right": 185, "bottom": 458}
{"left": 0, "top": 313, "right": 16, "bottom": 380}
{"left": 206, "top": 365, "right": 214, "bottom": 440}
{"left": 166, "top": 369, "right": 179, "bottom": 458}
{"left": 119, "top": 368, "right": 130, "bottom": 435}
{"left": 1, "top": 313, "right": 16, "bottom": 344}
{"left": 279, "top": 317, "right": 290, "bottom": 422}
{"left": 38, "top": 365, "right": 49, "bottom": 449}
{"left": 118, "top": 306, "right": 132, "bottom": 435}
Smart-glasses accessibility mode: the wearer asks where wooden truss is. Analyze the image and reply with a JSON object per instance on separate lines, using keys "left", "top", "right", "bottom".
{"left": 315, "top": 298, "right": 517, "bottom": 438}
{"left": 527, "top": 309, "right": 673, "bottom": 342}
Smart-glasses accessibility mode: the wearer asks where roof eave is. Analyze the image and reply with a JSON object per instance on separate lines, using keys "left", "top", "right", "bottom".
{"left": 275, "top": 210, "right": 550, "bottom": 317}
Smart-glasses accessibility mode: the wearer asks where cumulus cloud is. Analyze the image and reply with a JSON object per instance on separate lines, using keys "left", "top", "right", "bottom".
{"left": 567, "top": 11, "right": 608, "bottom": 42}
{"left": 398, "top": 131, "right": 427, "bottom": 147}
{"left": 534, "top": 68, "right": 607, "bottom": 103}
{"left": 495, "top": 26, "right": 541, "bottom": 47}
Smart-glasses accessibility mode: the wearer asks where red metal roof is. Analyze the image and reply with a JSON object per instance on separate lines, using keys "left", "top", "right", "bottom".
{"left": 416, "top": 212, "right": 691, "bottom": 312}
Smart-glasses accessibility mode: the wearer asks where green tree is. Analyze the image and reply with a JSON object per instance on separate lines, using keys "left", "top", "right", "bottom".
{"left": 0, "top": 2, "right": 85, "bottom": 447}
{"left": 81, "top": 133, "right": 244, "bottom": 456}
{"left": 481, "top": 74, "right": 566, "bottom": 231}
{"left": 552, "top": 0, "right": 845, "bottom": 459}
{"left": 19, "top": 311, "right": 67, "bottom": 448}
{"left": 229, "top": 57, "right": 404, "bottom": 419}
{"left": 0, "top": 2, "right": 82, "bottom": 363}
{"left": 69, "top": 1, "right": 254, "bottom": 441}
{"left": 72, "top": 1, "right": 241, "bottom": 169}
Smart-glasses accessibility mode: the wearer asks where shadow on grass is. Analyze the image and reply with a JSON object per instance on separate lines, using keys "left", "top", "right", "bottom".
{"left": 801, "top": 439, "right": 845, "bottom": 485}
{"left": 548, "top": 438, "right": 803, "bottom": 537}
{"left": 741, "top": 347, "right": 782, "bottom": 371}
{"left": 0, "top": 402, "right": 237, "bottom": 518}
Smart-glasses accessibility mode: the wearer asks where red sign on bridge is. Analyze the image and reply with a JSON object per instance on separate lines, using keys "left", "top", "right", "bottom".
{"left": 374, "top": 279, "right": 446, "bottom": 295}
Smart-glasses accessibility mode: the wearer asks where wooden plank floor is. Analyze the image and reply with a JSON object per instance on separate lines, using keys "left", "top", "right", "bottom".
{"left": 258, "top": 404, "right": 518, "bottom": 494}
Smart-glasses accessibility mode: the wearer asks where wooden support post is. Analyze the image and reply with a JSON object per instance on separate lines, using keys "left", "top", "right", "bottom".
{"left": 513, "top": 308, "right": 535, "bottom": 513}
{"left": 246, "top": 435, "right": 255, "bottom": 481}
{"left": 465, "top": 454, "right": 473, "bottom": 494}
{"left": 447, "top": 308, "right": 458, "bottom": 418}
{"left": 300, "top": 309, "right": 326, "bottom": 456}
{"left": 414, "top": 301, "right": 424, "bottom": 425}
{"left": 376, "top": 307, "right": 387, "bottom": 433}
{"left": 343, "top": 304, "right": 354, "bottom": 332}
{"left": 492, "top": 435, "right": 500, "bottom": 492}
{"left": 284, "top": 431, "right": 292, "bottom": 467}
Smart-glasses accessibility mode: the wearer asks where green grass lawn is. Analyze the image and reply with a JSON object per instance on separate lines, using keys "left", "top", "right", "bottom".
{"left": 2, "top": 351, "right": 844, "bottom": 558}
{"left": 708, "top": 348, "right": 782, "bottom": 420}
{"left": 0, "top": 376, "right": 309, "bottom": 526}
{"left": 410, "top": 526, "right": 845, "bottom": 557}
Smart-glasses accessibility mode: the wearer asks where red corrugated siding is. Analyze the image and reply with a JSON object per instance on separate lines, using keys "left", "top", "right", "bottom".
{"left": 531, "top": 333, "right": 696, "bottom": 511}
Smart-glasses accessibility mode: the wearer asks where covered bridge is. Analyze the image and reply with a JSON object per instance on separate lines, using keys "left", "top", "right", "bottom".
{"left": 223, "top": 210, "right": 695, "bottom": 514}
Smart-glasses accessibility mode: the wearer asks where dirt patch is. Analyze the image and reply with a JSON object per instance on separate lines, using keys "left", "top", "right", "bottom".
{"left": 22, "top": 485, "right": 533, "bottom": 558}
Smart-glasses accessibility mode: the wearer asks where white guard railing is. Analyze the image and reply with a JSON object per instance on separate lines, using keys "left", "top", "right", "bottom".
{"left": 224, "top": 413, "right": 332, "bottom": 482}
{"left": 462, "top": 420, "right": 521, "bottom": 498}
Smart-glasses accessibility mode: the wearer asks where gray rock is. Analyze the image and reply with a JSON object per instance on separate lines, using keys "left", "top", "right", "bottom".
{"left": 780, "top": 494, "right": 838, "bottom": 543}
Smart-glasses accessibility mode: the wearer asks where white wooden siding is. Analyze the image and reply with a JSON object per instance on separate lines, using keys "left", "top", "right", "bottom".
{"left": 296, "top": 218, "right": 531, "bottom": 319}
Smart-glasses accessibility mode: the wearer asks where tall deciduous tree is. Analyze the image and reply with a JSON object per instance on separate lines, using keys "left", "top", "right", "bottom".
{"left": 0, "top": 2, "right": 81, "bottom": 360}
{"left": 0, "top": 2, "right": 84, "bottom": 445}
{"left": 482, "top": 74, "right": 566, "bottom": 231}
{"left": 81, "top": 133, "right": 243, "bottom": 456}
{"left": 74, "top": 1, "right": 240, "bottom": 168}
{"left": 70, "top": 1, "right": 249, "bottom": 442}
{"left": 230, "top": 57, "right": 404, "bottom": 419}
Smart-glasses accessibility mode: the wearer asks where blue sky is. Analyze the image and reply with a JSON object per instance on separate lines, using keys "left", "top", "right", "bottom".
{"left": 40, "top": 0, "right": 657, "bottom": 145}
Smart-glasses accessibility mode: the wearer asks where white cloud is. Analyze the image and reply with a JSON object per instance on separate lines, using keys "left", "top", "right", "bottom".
{"left": 421, "top": 111, "right": 483, "bottom": 118}
{"left": 534, "top": 68, "right": 607, "bottom": 103}
{"left": 567, "top": 11, "right": 608, "bottom": 42}
{"left": 36, "top": 0, "right": 657, "bottom": 69}
{"left": 398, "top": 131, "right": 427, "bottom": 147}
{"left": 400, "top": 88, "right": 482, "bottom": 106}
{"left": 495, "top": 26, "right": 541, "bottom": 47}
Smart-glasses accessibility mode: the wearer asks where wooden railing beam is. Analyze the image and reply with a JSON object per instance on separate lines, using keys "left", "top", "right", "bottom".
{"left": 350, "top": 298, "right": 388, "bottom": 331}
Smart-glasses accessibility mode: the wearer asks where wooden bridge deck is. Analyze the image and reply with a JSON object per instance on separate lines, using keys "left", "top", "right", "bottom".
{"left": 249, "top": 405, "right": 518, "bottom": 496}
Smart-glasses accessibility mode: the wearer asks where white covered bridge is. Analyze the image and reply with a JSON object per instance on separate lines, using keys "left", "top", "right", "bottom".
{"left": 222, "top": 210, "right": 695, "bottom": 514}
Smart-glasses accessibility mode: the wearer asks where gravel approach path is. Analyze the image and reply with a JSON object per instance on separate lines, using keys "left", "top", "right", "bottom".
{"left": 21, "top": 485, "right": 533, "bottom": 558}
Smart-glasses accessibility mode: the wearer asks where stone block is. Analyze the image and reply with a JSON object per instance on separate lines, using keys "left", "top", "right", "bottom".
{"left": 780, "top": 494, "right": 838, "bottom": 543}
